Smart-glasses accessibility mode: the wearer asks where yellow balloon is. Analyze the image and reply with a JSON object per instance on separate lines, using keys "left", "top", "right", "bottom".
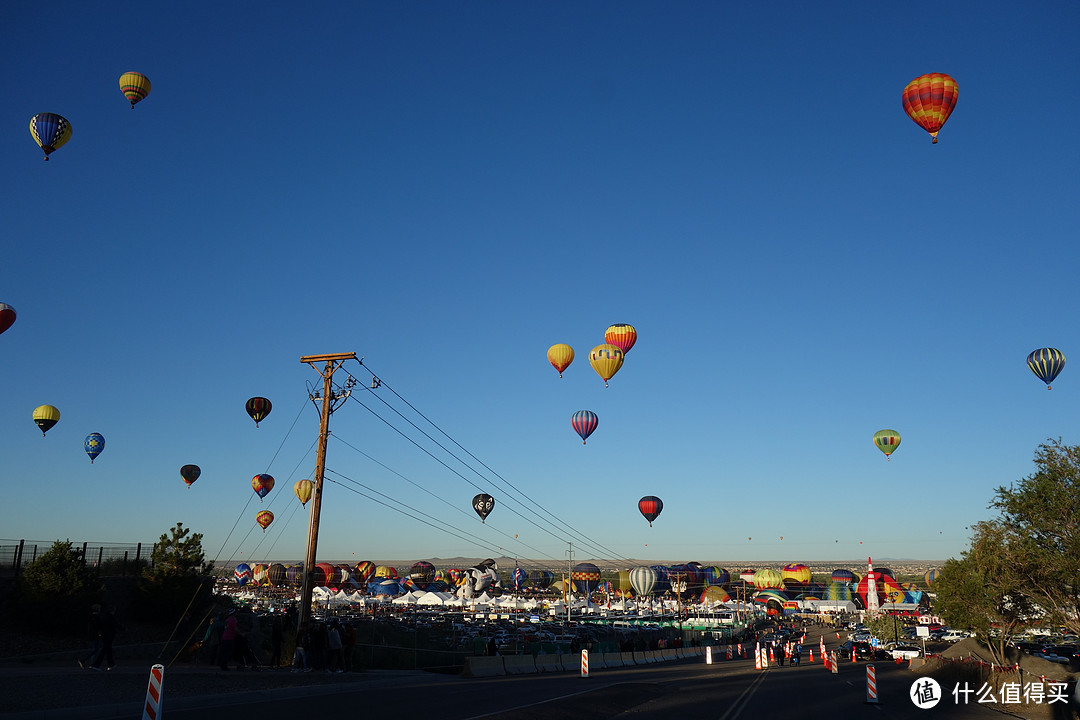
{"left": 294, "top": 479, "right": 314, "bottom": 507}
{"left": 118, "top": 72, "right": 151, "bottom": 108}
{"left": 588, "top": 343, "right": 624, "bottom": 387}
{"left": 547, "top": 343, "right": 574, "bottom": 377}
{"left": 32, "top": 404, "right": 61, "bottom": 436}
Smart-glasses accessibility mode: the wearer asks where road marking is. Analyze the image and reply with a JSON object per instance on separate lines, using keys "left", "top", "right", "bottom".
{"left": 464, "top": 682, "right": 620, "bottom": 719}
{"left": 717, "top": 667, "right": 770, "bottom": 720}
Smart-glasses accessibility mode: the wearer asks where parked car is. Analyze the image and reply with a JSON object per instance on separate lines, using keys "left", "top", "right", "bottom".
{"left": 1011, "top": 642, "right": 1045, "bottom": 655}
{"left": 838, "top": 641, "right": 890, "bottom": 661}
{"left": 885, "top": 642, "right": 923, "bottom": 660}
{"left": 1036, "top": 645, "right": 1080, "bottom": 666}
{"left": 940, "top": 630, "right": 972, "bottom": 642}
{"left": 850, "top": 631, "right": 873, "bottom": 643}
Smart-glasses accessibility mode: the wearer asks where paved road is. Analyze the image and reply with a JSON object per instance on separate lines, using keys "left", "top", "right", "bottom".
{"left": 0, "top": 632, "right": 1028, "bottom": 720}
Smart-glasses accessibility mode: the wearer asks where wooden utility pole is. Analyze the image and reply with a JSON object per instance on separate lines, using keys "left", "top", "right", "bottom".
{"left": 297, "top": 352, "right": 357, "bottom": 635}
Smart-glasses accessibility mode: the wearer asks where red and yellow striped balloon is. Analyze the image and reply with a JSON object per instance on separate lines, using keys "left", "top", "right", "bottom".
{"left": 902, "top": 73, "right": 958, "bottom": 144}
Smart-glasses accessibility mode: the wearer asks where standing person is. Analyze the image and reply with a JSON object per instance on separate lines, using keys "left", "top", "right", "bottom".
{"left": 202, "top": 614, "right": 224, "bottom": 666}
{"left": 89, "top": 606, "right": 124, "bottom": 670}
{"left": 269, "top": 615, "right": 284, "bottom": 669}
{"left": 79, "top": 604, "right": 102, "bottom": 669}
{"left": 793, "top": 641, "right": 803, "bottom": 666}
{"left": 342, "top": 622, "right": 356, "bottom": 672}
{"left": 218, "top": 610, "right": 239, "bottom": 670}
{"left": 774, "top": 639, "right": 784, "bottom": 667}
{"left": 326, "top": 620, "right": 343, "bottom": 673}
{"left": 310, "top": 622, "right": 329, "bottom": 671}
{"left": 292, "top": 622, "right": 311, "bottom": 672}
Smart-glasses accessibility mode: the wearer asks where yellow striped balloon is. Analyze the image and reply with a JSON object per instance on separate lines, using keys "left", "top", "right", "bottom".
{"left": 119, "top": 72, "right": 151, "bottom": 108}
{"left": 902, "top": 73, "right": 958, "bottom": 144}
{"left": 1027, "top": 348, "right": 1065, "bottom": 389}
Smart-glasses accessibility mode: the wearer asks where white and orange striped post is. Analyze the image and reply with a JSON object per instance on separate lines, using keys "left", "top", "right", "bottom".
{"left": 865, "top": 664, "right": 879, "bottom": 704}
{"left": 754, "top": 642, "right": 761, "bottom": 670}
{"left": 581, "top": 649, "right": 589, "bottom": 678}
{"left": 142, "top": 664, "right": 165, "bottom": 720}
{"left": 706, "top": 646, "right": 713, "bottom": 664}
{"left": 830, "top": 651, "right": 838, "bottom": 674}
{"left": 726, "top": 645, "right": 733, "bottom": 660}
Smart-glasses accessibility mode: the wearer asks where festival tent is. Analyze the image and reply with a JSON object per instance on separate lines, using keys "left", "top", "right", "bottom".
{"left": 417, "top": 591, "right": 453, "bottom": 606}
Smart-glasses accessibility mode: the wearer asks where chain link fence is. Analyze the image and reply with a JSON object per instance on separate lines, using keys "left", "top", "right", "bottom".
{"left": 0, "top": 539, "right": 155, "bottom": 577}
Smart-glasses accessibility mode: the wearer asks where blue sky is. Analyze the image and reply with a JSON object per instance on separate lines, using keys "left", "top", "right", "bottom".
{"left": 2, "top": 2, "right": 1078, "bottom": 571}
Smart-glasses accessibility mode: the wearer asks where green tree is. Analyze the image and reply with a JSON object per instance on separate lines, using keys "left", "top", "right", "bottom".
{"left": 932, "top": 520, "right": 1036, "bottom": 663}
{"left": 16, "top": 540, "right": 103, "bottom": 631}
{"left": 992, "top": 439, "right": 1080, "bottom": 637}
{"left": 136, "top": 522, "right": 214, "bottom": 620}
{"left": 864, "top": 613, "right": 905, "bottom": 645}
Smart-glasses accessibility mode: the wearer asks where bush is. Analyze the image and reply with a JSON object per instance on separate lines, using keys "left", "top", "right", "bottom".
{"left": 15, "top": 541, "right": 103, "bottom": 633}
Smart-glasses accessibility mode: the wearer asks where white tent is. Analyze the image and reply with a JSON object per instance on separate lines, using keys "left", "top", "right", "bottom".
{"left": 417, "top": 591, "right": 453, "bottom": 606}
{"left": 392, "top": 591, "right": 423, "bottom": 605}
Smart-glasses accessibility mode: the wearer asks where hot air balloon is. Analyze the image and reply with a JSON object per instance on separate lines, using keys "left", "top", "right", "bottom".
{"left": 409, "top": 561, "right": 436, "bottom": 591}
{"left": 234, "top": 563, "right": 252, "bottom": 586}
{"left": 528, "top": 570, "right": 554, "bottom": 589}
{"left": 637, "top": 496, "right": 663, "bottom": 526}
{"left": 84, "top": 433, "right": 105, "bottom": 463}
{"left": 313, "top": 562, "right": 335, "bottom": 587}
{"left": 873, "top": 429, "right": 901, "bottom": 459}
{"left": 547, "top": 344, "right": 574, "bottom": 378}
{"left": 355, "top": 561, "right": 376, "bottom": 583}
{"left": 781, "top": 563, "right": 811, "bottom": 586}
{"left": 902, "top": 73, "right": 958, "bottom": 144}
{"left": 294, "top": 479, "right": 314, "bottom": 507}
{"left": 701, "top": 586, "right": 731, "bottom": 604}
{"left": 245, "top": 397, "right": 272, "bottom": 426}
{"left": 118, "top": 71, "right": 151, "bottom": 108}
{"left": 255, "top": 510, "right": 274, "bottom": 531}
{"left": 831, "top": 568, "right": 856, "bottom": 584}
{"left": 1028, "top": 348, "right": 1066, "bottom": 389}
{"left": 472, "top": 493, "right": 495, "bottom": 523}
{"left": 604, "top": 324, "right": 637, "bottom": 354}
{"left": 252, "top": 564, "right": 269, "bottom": 586}
{"left": 180, "top": 464, "right": 201, "bottom": 488}
{"left": 923, "top": 568, "right": 939, "bottom": 588}
{"left": 32, "top": 405, "right": 60, "bottom": 436}
{"left": 752, "top": 568, "right": 783, "bottom": 589}
{"left": 571, "top": 562, "right": 602, "bottom": 597}
{"left": 0, "top": 304, "right": 15, "bottom": 336}
{"left": 512, "top": 566, "right": 526, "bottom": 591}
{"left": 251, "top": 473, "right": 275, "bottom": 500}
{"left": 571, "top": 410, "right": 599, "bottom": 444}
{"left": 267, "top": 563, "right": 287, "bottom": 587}
{"left": 588, "top": 344, "right": 624, "bottom": 387}
{"left": 29, "top": 113, "right": 72, "bottom": 160}
{"left": 374, "top": 565, "right": 397, "bottom": 579}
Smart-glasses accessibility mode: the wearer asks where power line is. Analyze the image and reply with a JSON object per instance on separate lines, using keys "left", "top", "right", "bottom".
{"left": 329, "top": 435, "right": 559, "bottom": 566}
{"left": 342, "top": 362, "right": 637, "bottom": 566}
